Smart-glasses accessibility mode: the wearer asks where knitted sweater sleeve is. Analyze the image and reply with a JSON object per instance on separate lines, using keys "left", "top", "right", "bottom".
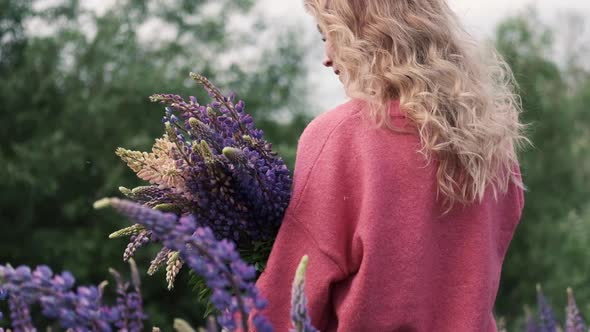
{"left": 247, "top": 102, "right": 361, "bottom": 332}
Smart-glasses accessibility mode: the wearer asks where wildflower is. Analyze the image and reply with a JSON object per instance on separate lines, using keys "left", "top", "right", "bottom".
{"left": 0, "top": 288, "right": 5, "bottom": 321}
{"left": 289, "top": 256, "right": 318, "bottom": 332}
{"left": 565, "top": 287, "right": 586, "bottom": 332}
{"left": 166, "top": 251, "right": 183, "bottom": 290}
{"left": 8, "top": 296, "right": 34, "bottom": 332}
{"left": 94, "top": 198, "right": 272, "bottom": 331}
{"left": 148, "top": 247, "right": 172, "bottom": 275}
{"left": 123, "top": 230, "right": 152, "bottom": 261}
{"left": 536, "top": 284, "right": 558, "bottom": 332}
{"left": 524, "top": 305, "right": 539, "bottom": 332}
{"left": 116, "top": 137, "right": 188, "bottom": 195}
{"left": 110, "top": 259, "right": 147, "bottom": 331}
{"left": 118, "top": 185, "right": 187, "bottom": 208}
{"left": 0, "top": 262, "right": 145, "bottom": 331}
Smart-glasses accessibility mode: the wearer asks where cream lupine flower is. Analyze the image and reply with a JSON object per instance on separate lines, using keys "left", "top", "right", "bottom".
{"left": 116, "top": 136, "right": 187, "bottom": 193}
{"left": 166, "top": 251, "right": 183, "bottom": 290}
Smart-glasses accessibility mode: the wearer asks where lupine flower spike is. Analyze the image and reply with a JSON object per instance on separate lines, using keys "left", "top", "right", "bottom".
{"left": 173, "top": 318, "right": 197, "bottom": 332}
{"left": 110, "top": 258, "right": 147, "bottom": 331}
{"left": 290, "top": 255, "right": 319, "bottom": 332}
{"left": 564, "top": 287, "right": 586, "bottom": 332}
{"left": 171, "top": 317, "right": 217, "bottom": 332}
{"left": 0, "top": 288, "right": 6, "bottom": 321}
{"left": 536, "top": 284, "right": 559, "bottom": 332}
{"left": 0, "top": 261, "right": 144, "bottom": 331}
{"left": 94, "top": 198, "right": 273, "bottom": 332}
{"left": 524, "top": 305, "right": 539, "bottom": 332}
{"left": 8, "top": 295, "right": 34, "bottom": 332}
{"left": 148, "top": 247, "right": 172, "bottom": 275}
{"left": 166, "top": 251, "right": 183, "bottom": 290}
{"left": 497, "top": 317, "right": 507, "bottom": 332}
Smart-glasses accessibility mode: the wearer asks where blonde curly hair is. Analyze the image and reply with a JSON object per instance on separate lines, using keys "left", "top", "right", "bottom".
{"left": 304, "top": 0, "right": 529, "bottom": 209}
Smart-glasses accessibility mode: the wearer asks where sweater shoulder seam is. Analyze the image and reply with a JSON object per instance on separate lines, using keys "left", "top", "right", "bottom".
{"left": 286, "top": 212, "right": 348, "bottom": 277}
{"left": 292, "top": 104, "right": 362, "bottom": 213}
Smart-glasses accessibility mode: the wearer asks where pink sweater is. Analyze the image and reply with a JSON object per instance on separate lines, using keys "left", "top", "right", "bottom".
{"left": 247, "top": 99, "right": 524, "bottom": 332}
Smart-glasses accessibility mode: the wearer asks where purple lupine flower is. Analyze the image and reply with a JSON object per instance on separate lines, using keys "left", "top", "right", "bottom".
{"left": 110, "top": 259, "right": 146, "bottom": 332}
{"left": 8, "top": 295, "right": 35, "bottom": 332}
{"left": 95, "top": 198, "right": 273, "bottom": 332}
{"left": 73, "top": 286, "right": 113, "bottom": 331}
{"left": 565, "top": 287, "right": 586, "bottom": 332}
{"left": 524, "top": 307, "right": 539, "bottom": 332}
{"left": 289, "top": 256, "right": 319, "bottom": 332}
{"left": 536, "top": 284, "right": 558, "bottom": 332}
{"left": 0, "top": 263, "right": 144, "bottom": 331}
{"left": 205, "top": 316, "right": 220, "bottom": 332}
{"left": 0, "top": 265, "right": 36, "bottom": 332}
{"left": 0, "top": 288, "right": 7, "bottom": 320}
{"left": 188, "top": 117, "right": 225, "bottom": 153}
{"left": 119, "top": 185, "right": 186, "bottom": 208}
{"left": 148, "top": 247, "right": 172, "bottom": 275}
{"left": 123, "top": 230, "right": 152, "bottom": 261}
{"left": 524, "top": 305, "right": 539, "bottom": 332}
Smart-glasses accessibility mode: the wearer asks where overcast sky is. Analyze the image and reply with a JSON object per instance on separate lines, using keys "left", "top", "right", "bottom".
{"left": 83, "top": 0, "right": 590, "bottom": 114}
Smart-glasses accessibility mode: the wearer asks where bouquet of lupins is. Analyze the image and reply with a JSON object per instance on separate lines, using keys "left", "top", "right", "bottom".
{"left": 111, "top": 73, "right": 292, "bottom": 288}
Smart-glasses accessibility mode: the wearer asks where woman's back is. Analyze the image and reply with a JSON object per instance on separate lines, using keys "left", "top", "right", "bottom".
{"left": 249, "top": 99, "right": 524, "bottom": 331}
{"left": 250, "top": 0, "right": 528, "bottom": 329}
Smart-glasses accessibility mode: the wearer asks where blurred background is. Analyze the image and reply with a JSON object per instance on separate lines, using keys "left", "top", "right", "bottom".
{"left": 0, "top": 0, "right": 589, "bottom": 330}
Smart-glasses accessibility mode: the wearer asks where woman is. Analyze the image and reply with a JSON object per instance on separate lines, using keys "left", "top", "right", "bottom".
{"left": 249, "top": 0, "right": 527, "bottom": 331}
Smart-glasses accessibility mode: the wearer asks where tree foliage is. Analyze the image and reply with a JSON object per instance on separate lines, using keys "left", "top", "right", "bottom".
{"left": 493, "top": 7, "right": 590, "bottom": 329}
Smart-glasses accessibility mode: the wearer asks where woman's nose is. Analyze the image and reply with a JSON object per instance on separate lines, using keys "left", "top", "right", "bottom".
{"left": 323, "top": 56, "right": 333, "bottom": 67}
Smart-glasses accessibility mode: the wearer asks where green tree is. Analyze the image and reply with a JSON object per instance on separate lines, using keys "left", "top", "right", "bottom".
{"left": 492, "top": 7, "right": 590, "bottom": 328}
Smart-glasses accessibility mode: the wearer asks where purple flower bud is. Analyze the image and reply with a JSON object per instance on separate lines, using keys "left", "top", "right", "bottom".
{"left": 236, "top": 101, "right": 245, "bottom": 112}
{"left": 8, "top": 295, "right": 34, "bottom": 332}
{"left": 536, "top": 284, "right": 558, "bottom": 332}
{"left": 123, "top": 231, "right": 151, "bottom": 262}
